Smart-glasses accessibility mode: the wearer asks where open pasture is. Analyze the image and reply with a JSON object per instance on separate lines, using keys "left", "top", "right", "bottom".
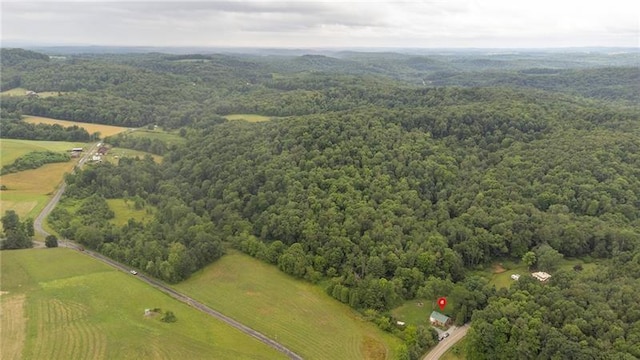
{"left": 175, "top": 250, "right": 402, "bottom": 360}
{"left": 0, "top": 248, "right": 285, "bottom": 360}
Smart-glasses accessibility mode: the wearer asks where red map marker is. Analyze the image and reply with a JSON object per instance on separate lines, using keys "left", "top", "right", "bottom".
{"left": 437, "top": 297, "right": 447, "bottom": 311}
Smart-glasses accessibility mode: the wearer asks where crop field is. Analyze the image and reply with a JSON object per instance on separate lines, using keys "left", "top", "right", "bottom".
{"left": 175, "top": 250, "right": 402, "bottom": 360}
{"left": 0, "top": 87, "right": 65, "bottom": 98}
{"left": 128, "top": 129, "right": 186, "bottom": 145}
{"left": 23, "top": 116, "right": 130, "bottom": 138}
{"left": 225, "top": 114, "right": 273, "bottom": 122}
{"left": 106, "top": 199, "right": 153, "bottom": 226}
{"left": 0, "top": 248, "right": 286, "bottom": 360}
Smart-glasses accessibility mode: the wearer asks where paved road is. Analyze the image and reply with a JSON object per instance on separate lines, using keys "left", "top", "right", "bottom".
{"left": 31, "top": 142, "right": 303, "bottom": 360}
{"left": 423, "top": 324, "right": 470, "bottom": 360}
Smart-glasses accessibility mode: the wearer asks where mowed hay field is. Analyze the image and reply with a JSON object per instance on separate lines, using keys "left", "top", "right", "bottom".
{"left": 0, "top": 248, "right": 286, "bottom": 360}
{"left": 175, "top": 251, "right": 402, "bottom": 360}
{"left": 23, "top": 116, "right": 129, "bottom": 138}
{"left": 0, "top": 139, "right": 85, "bottom": 220}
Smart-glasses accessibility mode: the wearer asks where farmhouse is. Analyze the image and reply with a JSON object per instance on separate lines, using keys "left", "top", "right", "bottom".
{"left": 532, "top": 271, "right": 552, "bottom": 282}
{"left": 429, "top": 311, "right": 452, "bottom": 327}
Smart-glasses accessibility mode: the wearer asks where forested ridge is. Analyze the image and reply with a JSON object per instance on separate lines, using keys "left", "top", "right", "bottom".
{"left": 3, "top": 48, "right": 640, "bottom": 359}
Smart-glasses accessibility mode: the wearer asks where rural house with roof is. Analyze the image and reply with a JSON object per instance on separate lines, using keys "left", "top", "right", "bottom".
{"left": 429, "top": 311, "right": 452, "bottom": 327}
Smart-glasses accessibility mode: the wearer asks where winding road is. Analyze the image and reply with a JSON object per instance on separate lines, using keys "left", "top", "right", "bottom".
{"left": 32, "top": 142, "right": 303, "bottom": 360}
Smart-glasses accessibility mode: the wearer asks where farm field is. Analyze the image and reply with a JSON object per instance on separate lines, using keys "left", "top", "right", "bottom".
{"left": 0, "top": 87, "right": 64, "bottom": 98}
{"left": 225, "top": 114, "right": 273, "bottom": 122}
{"left": 0, "top": 139, "right": 84, "bottom": 220}
{"left": 106, "top": 198, "right": 153, "bottom": 226}
{"left": 0, "top": 248, "right": 286, "bottom": 360}
{"left": 23, "top": 116, "right": 129, "bottom": 138}
{"left": 175, "top": 250, "right": 402, "bottom": 360}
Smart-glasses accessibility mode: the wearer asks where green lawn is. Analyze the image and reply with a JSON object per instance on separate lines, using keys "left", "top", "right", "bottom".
{"left": 225, "top": 114, "right": 273, "bottom": 122}
{"left": 175, "top": 250, "right": 402, "bottom": 360}
{"left": 106, "top": 199, "right": 153, "bottom": 226}
{"left": 0, "top": 248, "right": 285, "bottom": 360}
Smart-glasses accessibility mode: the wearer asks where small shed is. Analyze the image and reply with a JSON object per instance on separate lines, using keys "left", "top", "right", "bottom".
{"left": 511, "top": 274, "right": 521, "bottom": 280}
{"left": 429, "top": 311, "right": 452, "bottom": 327}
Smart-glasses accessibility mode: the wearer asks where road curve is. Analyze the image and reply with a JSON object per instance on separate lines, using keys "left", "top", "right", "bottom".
{"left": 423, "top": 324, "right": 470, "bottom": 360}
{"left": 34, "top": 141, "right": 99, "bottom": 239}
{"left": 32, "top": 142, "right": 303, "bottom": 359}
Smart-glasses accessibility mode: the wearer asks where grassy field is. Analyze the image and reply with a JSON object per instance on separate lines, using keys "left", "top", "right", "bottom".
{"left": 0, "top": 87, "right": 64, "bottom": 98}
{"left": 23, "top": 116, "right": 130, "bottom": 138}
{"left": 175, "top": 251, "right": 402, "bottom": 360}
{"left": 0, "top": 139, "right": 85, "bottom": 220}
{"left": 103, "top": 148, "right": 163, "bottom": 164}
{"left": 225, "top": 114, "right": 273, "bottom": 122}
{"left": 128, "top": 129, "right": 185, "bottom": 146}
{"left": 106, "top": 199, "right": 153, "bottom": 226}
{"left": 0, "top": 248, "right": 286, "bottom": 360}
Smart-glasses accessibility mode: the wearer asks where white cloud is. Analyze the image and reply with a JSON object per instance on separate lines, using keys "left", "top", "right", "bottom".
{"left": 1, "top": 0, "right": 638, "bottom": 48}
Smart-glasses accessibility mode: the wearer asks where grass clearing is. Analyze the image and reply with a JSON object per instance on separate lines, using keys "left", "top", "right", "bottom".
{"left": 23, "top": 116, "right": 129, "bottom": 138}
{"left": 175, "top": 250, "right": 402, "bottom": 360}
{"left": 1, "top": 88, "right": 65, "bottom": 98}
{"left": 128, "top": 129, "right": 186, "bottom": 145}
{"left": 0, "top": 248, "right": 286, "bottom": 360}
{"left": 391, "top": 298, "right": 456, "bottom": 329}
{"left": 225, "top": 114, "right": 273, "bottom": 122}
{"left": 106, "top": 199, "right": 153, "bottom": 226}
{"left": 103, "top": 148, "right": 162, "bottom": 164}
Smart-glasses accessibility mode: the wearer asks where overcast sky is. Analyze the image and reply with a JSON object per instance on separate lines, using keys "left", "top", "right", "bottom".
{"left": 1, "top": 0, "right": 638, "bottom": 48}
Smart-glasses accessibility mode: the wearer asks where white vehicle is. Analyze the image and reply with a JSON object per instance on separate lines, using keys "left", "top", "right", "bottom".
{"left": 130, "top": 270, "right": 138, "bottom": 275}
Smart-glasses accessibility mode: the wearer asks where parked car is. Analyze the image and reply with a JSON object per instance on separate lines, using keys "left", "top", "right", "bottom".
{"left": 443, "top": 332, "right": 450, "bottom": 338}
{"left": 130, "top": 270, "right": 138, "bottom": 275}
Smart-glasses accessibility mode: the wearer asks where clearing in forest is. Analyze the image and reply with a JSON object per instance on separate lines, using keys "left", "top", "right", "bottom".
{"left": 175, "top": 250, "right": 402, "bottom": 360}
{"left": 0, "top": 248, "right": 286, "bottom": 360}
{"left": 225, "top": 114, "right": 273, "bottom": 122}
{"left": 23, "top": 116, "right": 129, "bottom": 138}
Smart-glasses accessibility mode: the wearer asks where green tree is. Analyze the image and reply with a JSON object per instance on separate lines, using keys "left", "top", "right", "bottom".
{"left": 522, "top": 251, "right": 537, "bottom": 269}
{"left": 45, "top": 235, "right": 59, "bottom": 248}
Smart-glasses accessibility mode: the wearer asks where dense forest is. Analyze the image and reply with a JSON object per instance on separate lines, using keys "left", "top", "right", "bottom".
{"left": 3, "top": 47, "right": 639, "bottom": 359}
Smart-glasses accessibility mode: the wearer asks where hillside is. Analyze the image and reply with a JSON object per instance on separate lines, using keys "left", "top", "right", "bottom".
{"left": 3, "top": 49, "right": 639, "bottom": 359}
